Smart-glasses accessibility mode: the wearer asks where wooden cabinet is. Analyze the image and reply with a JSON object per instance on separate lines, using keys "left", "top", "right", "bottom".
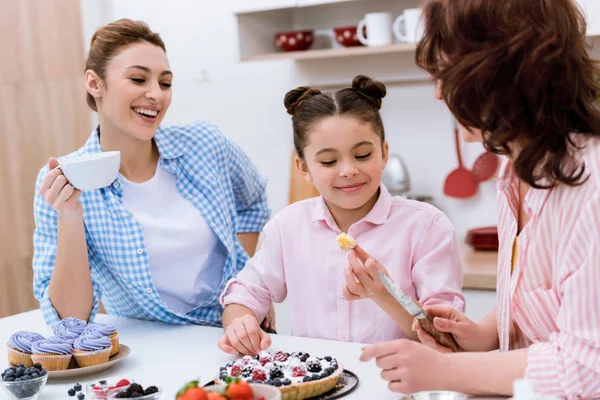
{"left": 0, "top": 0, "right": 91, "bottom": 318}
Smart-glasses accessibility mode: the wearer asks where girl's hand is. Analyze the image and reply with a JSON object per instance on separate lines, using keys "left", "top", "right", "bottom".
{"left": 343, "top": 246, "right": 390, "bottom": 301}
{"left": 360, "top": 339, "right": 451, "bottom": 394}
{"left": 39, "top": 157, "right": 83, "bottom": 220}
{"left": 217, "top": 314, "right": 271, "bottom": 356}
{"left": 412, "top": 305, "right": 484, "bottom": 352}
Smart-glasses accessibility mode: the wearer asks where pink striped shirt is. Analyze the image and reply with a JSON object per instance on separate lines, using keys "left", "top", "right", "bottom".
{"left": 221, "top": 185, "right": 465, "bottom": 344}
{"left": 496, "top": 136, "right": 600, "bottom": 399}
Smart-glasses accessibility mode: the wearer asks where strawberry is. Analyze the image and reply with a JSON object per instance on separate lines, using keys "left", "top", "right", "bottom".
{"left": 226, "top": 378, "right": 254, "bottom": 400}
{"left": 273, "top": 351, "right": 288, "bottom": 362}
{"left": 230, "top": 365, "right": 242, "bottom": 377}
{"left": 206, "top": 393, "right": 227, "bottom": 400}
{"left": 291, "top": 365, "right": 306, "bottom": 377}
{"left": 251, "top": 368, "right": 267, "bottom": 382}
{"left": 179, "top": 387, "right": 208, "bottom": 400}
{"left": 116, "top": 379, "right": 130, "bottom": 388}
{"left": 176, "top": 381, "right": 208, "bottom": 400}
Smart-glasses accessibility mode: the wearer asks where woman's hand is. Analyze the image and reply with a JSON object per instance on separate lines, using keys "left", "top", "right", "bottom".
{"left": 39, "top": 157, "right": 82, "bottom": 220}
{"left": 218, "top": 314, "right": 271, "bottom": 356}
{"left": 343, "top": 246, "right": 390, "bottom": 302}
{"left": 412, "top": 305, "right": 487, "bottom": 352}
{"left": 261, "top": 303, "right": 276, "bottom": 333}
{"left": 360, "top": 339, "right": 451, "bottom": 394}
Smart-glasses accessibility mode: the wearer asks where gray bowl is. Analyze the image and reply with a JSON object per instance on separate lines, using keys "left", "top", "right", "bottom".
{"left": 405, "top": 391, "right": 469, "bottom": 400}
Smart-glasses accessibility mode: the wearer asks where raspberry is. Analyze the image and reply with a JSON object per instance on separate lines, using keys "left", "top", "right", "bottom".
{"left": 258, "top": 351, "right": 272, "bottom": 366}
{"left": 230, "top": 365, "right": 242, "bottom": 377}
{"left": 252, "top": 369, "right": 267, "bottom": 381}
{"left": 291, "top": 366, "right": 306, "bottom": 377}
{"left": 273, "top": 351, "right": 288, "bottom": 362}
{"left": 241, "top": 356, "right": 253, "bottom": 365}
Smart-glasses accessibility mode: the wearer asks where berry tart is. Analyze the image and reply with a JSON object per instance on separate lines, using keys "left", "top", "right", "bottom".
{"left": 215, "top": 351, "right": 342, "bottom": 400}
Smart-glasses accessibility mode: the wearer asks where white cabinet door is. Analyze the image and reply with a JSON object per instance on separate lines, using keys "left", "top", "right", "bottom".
{"left": 232, "top": 0, "right": 296, "bottom": 13}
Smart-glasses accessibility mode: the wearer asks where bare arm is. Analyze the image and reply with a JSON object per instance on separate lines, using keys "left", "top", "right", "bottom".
{"left": 48, "top": 215, "right": 93, "bottom": 321}
{"left": 222, "top": 303, "right": 259, "bottom": 329}
{"left": 445, "top": 348, "right": 527, "bottom": 396}
{"left": 38, "top": 158, "right": 93, "bottom": 321}
{"left": 237, "top": 232, "right": 259, "bottom": 257}
{"left": 372, "top": 292, "right": 419, "bottom": 340}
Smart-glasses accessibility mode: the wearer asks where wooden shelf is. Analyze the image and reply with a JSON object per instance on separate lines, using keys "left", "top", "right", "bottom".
{"left": 242, "top": 43, "right": 416, "bottom": 62}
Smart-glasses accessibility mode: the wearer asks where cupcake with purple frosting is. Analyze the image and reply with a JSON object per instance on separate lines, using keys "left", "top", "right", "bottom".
{"left": 82, "top": 323, "right": 120, "bottom": 356}
{"left": 6, "top": 331, "right": 45, "bottom": 367}
{"left": 73, "top": 333, "right": 113, "bottom": 367}
{"left": 31, "top": 337, "right": 73, "bottom": 371}
{"left": 53, "top": 317, "right": 86, "bottom": 342}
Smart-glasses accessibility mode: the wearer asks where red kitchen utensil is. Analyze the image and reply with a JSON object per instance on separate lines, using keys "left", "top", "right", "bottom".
{"left": 443, "top": 120, "right": 478, "bottom": 198}
{"left": 472, "top": 151, "right": 500, "bottom": 182}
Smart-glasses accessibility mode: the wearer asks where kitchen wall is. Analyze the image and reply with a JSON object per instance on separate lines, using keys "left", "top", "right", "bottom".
{"left": 80, "top": 0, "right": 498, "bottom": 241}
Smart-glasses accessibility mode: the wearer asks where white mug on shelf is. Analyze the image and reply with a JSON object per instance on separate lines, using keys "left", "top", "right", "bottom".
{"left": 356, "top": 12, "right": 393, "bottom": 47}
{"left": 393, "top": 8, "right": 424, "bottom": 43}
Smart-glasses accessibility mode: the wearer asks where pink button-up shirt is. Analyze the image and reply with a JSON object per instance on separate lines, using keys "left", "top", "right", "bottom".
{"left": 496, "top": 136, "right": 600, "bottom": 399}
{"left": 221, "top": 185, "right": 465, "bottom": 344}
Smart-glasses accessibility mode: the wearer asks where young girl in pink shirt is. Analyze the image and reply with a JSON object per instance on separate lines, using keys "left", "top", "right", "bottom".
{"left": 218, "top": 75, "right": 465, "bottom": 355}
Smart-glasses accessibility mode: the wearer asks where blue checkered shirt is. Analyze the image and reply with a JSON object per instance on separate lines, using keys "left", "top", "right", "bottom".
{"left": 33, "top": 121, "right": 270, "bottom": 327}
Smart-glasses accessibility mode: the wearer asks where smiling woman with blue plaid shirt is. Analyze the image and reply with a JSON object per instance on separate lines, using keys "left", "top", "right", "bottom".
{"left": 32, "top": 19, "right": 270, "bottom": 328}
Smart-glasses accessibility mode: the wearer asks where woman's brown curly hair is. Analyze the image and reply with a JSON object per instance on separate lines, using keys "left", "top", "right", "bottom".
{"left": 416, "top": 0, "right": 600, "bottom": 188}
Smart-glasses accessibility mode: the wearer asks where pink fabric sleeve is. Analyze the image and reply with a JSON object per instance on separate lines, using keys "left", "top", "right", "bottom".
{"left": 220, "top": 219, "right": 287, "bottom": 322}
{"left": 411, "top": 212, "right": 466, "bottom": 311}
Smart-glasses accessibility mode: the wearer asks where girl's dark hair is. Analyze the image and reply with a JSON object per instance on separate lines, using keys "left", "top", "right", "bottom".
{"left": 416, "top": 0, "right": 600, "bottom": 188}
{"left": 284, "top": 75, "right": 387, "bottom": 159}
{"left": 85, "top": 19, "right": 166, "bottom": 112}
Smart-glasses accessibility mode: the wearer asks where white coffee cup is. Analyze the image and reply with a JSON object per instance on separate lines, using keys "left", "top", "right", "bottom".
{"left": 393, "top": 8, "right": 424, "bottom": 43}
{"left": 357, "top": 12, "right": 393, "bottom": 47}
{"left": 58, "top": 151, "right": 121, "bottom": 191}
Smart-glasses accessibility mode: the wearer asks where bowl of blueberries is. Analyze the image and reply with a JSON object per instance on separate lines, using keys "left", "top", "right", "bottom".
{"left": 1, "top": 363, "right": 48, "bottom": 400}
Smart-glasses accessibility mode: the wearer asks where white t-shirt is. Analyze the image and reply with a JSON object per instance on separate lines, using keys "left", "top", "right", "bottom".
{"left": 120, "top": 163, "right": 225, "bottom": 314}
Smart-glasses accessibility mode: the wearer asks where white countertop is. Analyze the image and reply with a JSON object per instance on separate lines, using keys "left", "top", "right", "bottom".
{"left": 1, "top": 310, "right": 506, "bottom": 399}
{"left": 0, "top": 310, "right": 400, "bottom": 399}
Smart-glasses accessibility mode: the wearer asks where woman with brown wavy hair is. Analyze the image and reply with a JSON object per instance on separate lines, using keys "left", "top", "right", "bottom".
{"left": 358, "top": 0, "right": 600, "bottom": 398}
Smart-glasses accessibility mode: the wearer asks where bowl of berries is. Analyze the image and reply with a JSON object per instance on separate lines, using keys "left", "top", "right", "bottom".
{"left": 107, "top": 383, "right": 161, "bottom": 399}
{"left": 177, "top": 379, "right": 280, "bottom": 400}
{"left": 85, "top": 378, "right": 133, "bottom": 399}
{"left": 1, "top": 363, "right": 48, "bottom": 400}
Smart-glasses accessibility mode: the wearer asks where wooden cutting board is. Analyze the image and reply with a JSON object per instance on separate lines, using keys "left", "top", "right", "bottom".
{"left": 288, "top": 150, "right": 320, "bottom": 204}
